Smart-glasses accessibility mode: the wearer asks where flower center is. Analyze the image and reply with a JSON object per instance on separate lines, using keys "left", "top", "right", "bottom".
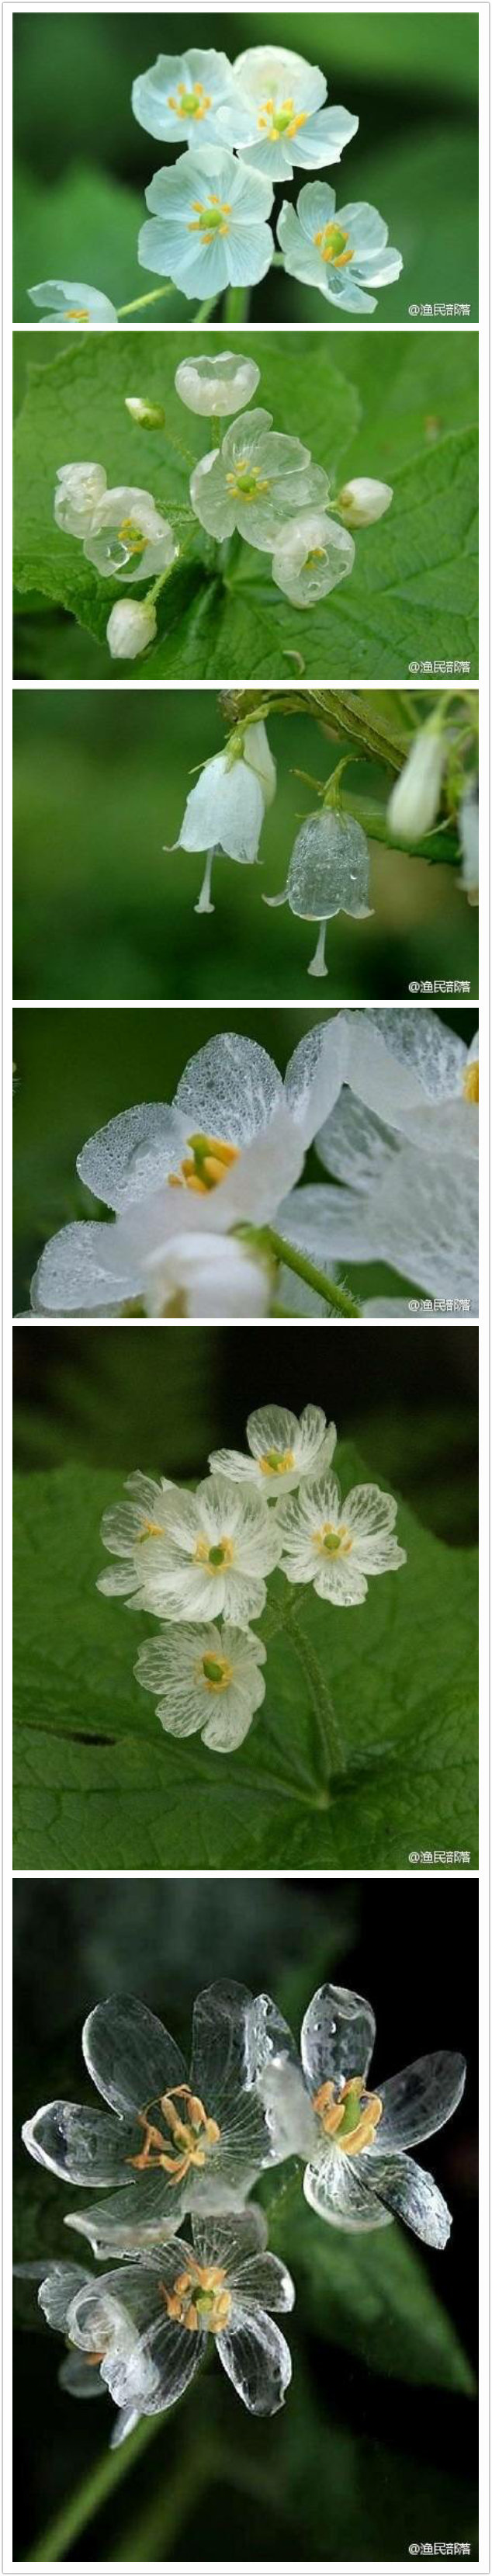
{"left": 258, "top": 94, "right": 307, "bottom": 139}
{"left": 65, "top": 307, "right": 90, "bottom": 321}
{"left": 304, "top": 547, "right": 327, "bottom": 568}
{"left": 189, "top": 195, "right": 231, "bottom": 241}
{"left": 225, "top": 460, "right": 269, "bottom": 501}
{"left": 129, "top": 2085, "right": 221, "bottom": 2182}
{"left": 314, "top": 223, "right": 353, "bottom": 269}
{"left": 463, "top": 1061, "right": 479, "bottom": 1102}
{"left": 200, "top": 1652, "right": 234, "bottom": 1690}
{"left": 168, "top": 82, "right": 211, "bottom": 120}
{"left": 162, "top": 2259, "right": 231, "bottom": 2334}
{"left": 116, "top": 516, "right": 147, "bottom": 557}
{"left": 313, "top": 2075, "right": 383, "bottom": 2155}
{"left": 259, "top": 1448, "right": 296, "bottom": 1475}
{"left": 168, "top": 1132, "right": 239, "bottom": 1194}
{"left": 314, "top": 1521, "right": 352, "bottom": 1558}
{"left": 195, "top": 1533, "right": 235, "bottom": 1574}
{"left": 137, "top": 1519, "right": 166, "bottom": 1542}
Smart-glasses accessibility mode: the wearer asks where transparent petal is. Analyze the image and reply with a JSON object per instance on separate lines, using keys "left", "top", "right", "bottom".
{"left": 301, "top": 1984, "right": 376, "bottom": 2091}
{"left": 31, "top": 1221, "right": 140, "bottom": 1317}
{"left": 102, "top": 2315, "right": 205, "bottom": 2414}
{"left": 191, "top": 2207, "right": 268, "bottom": 2271}
{"left": 65, "top": 2173, "right": 189, "bottom": 2255}
{"left": 174, "top": 1032, "right": 282, "bottom": 1144}
{"left": 82, "top": 1995, "right": 188, "bottom": 2116}
{"left": 230, "top": 2252, "right": 296, "bottom": 2314}
{"left": 59, "top": 2349, "right": 106, "bottom": 2399}
{"left": 22, "top": 2102, "right": 135, "bottom": 2186}
{"left": 374, "top": 2053, "right": 466, "bottom": 2153}
{"left": 303, "top": 2152, "right": 393, "bottom": 2231}
{"left": 190, "top": 1980, "right": 257, "bottom": 2118}
{"left": 361, "top": 2151, "right": 452, "bottom": 2248}
{"left": 217, "top": 2307, "right": 291, "bottom": 2413}
{"left": 78, "top": 1103, "right": 182, "bottom": 1211}
{"left": 37, "top": 2262, "right": 90, "bottom": 2332}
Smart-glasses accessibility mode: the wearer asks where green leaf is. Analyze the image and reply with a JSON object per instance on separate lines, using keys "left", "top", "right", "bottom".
{"left": 13, "top": 164, "right": 144, "bottom": 321}
{"left": 14, "top": 330, "right": 476, "bottom": 679}
{"left": 268, "top": 2187, "right": 475, "bottom": 2393}
{"left": 282, "top": 127, "right": 479, "bottom": 325}
{"left": 13, "top": 1445, "right": 477, "bottom": 1871}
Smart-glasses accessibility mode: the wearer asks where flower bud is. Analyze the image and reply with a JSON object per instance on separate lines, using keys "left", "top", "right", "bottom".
{"left": 336, "top": 477, "right": 393, "bottom": 526}
{"left": 175, "top": 352, "right": 261, "bottom": 417}
{"left": 387, "top": 727, "right": 448, "bottom": 840}
{"left": 265, "top": 807, "right": 372, "bottom": 977}
{"left": 459, "top": 786, "right": 479, "bottom": 904}
{"left": 125, "top": 398, "right": 166, "bottom": 429}
{"left": 54, "top": 461, "right": 106, "bottom": 536}
{"left": 106, "top": 598, "right": 158, "bottom": 661}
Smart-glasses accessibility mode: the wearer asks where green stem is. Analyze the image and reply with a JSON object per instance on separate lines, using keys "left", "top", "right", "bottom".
{"left": 117, "top": 286, "right": 175, "bottom": 317}
{"left": 286, "top": 1600, "right": 347, "bottom": 1779}
{"left": 265, "top": 1228, "right": 361, "bottom": 1319}
{"left": 27, "top": 2415, "right": 161, "bottom": 2563}
{"left": 223, "top": 286, "right": 250, "bottom": 321}
{"left": 194, "top": 295, "right": 223, "bottom": 321}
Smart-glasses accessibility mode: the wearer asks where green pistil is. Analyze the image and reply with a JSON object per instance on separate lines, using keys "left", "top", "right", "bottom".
{"left": 322, "top": 1530, "right": 341, "bottom": 1555}
{"left": 195, "top": 2288, "right": 217, "bottom": 2317}
{"left": 324, "top": 224, "right": 348, "bottom": 259}
{"left": 198, "top": 206, "right": 225, "bottom": 232}
{"left": 203, "top": 1655, "right": 226, "bottom": 1683}
{"left": 208, "top": 1546, "right": 226, "bottom": 1568}
{"left": 182, "top": 91, "right": 201, "bottom": 113}
{"left": 265, "top": 1451, "right": 285, "bottom": 1470}
{"left": 273, "top": 109, "right": 293, "bottom": 132}
{"left": 337, "top": 2087, "right": 363, "bottom": 2137}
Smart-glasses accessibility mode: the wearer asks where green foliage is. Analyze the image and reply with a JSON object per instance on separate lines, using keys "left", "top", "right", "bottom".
{"left": 13, "top": 167, "right": 146, "bottom": 320}
{"left": 13, "top": 332, "right": 478, "bottom": 681}
{"left": 268, "top": 2187, "right": 475, "bottom": 2392}
{"left": 13, "top": 1442, "right": 477, "bottom": 1871}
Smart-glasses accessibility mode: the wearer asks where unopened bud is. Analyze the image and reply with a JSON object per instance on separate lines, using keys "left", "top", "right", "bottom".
{"left": 336, "top": 477, "right": 393, "bottom": 526}
{"left": 125, "top": 398, "right": 166, "bottom": 429}
{"left": 106, "top": 597, "right": 158, "bottom": 661}
{"left": 387, "top": 727, "right": 447, "bottom": 840}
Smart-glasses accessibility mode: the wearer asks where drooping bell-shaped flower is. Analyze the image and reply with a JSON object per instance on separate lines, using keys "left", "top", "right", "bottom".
{"left": 458, "top": 784, "right": 479, "bottom": 903}
{"left": 175, "top": 351, "right": 261, "bottom": 417}
{"left": 168, "top": 721, "right": 276, "bottom": 915}
{"left": 265, "top": 809, "right": 372, "bottom": 977}
{"left": 54, "top": 461, "right": 107, "bottom": 537}
{"left": 271, "top": 510, "right": 354, "bottom": 606}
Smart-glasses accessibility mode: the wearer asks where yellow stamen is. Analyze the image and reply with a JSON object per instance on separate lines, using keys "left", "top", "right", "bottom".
{"left": 117, "top": 517, "right": 147, "bottom": 556}
{"left": 463, "top": 1061, "right": 479, "bottom": 1102}
{"left": 127, "top": 2084, "right": 220, "bottom": 2181}
{"left": 259, "top": 1449, "right": 295, "bottom": 1475}
{"left": 313, "top": 1521, "right": 352, "bottom": 1559}
{"left": 194, "top": 1533, "right": 235, "bottom": 1574}
{"left": 137, "top": 1519, "right": 165, "bottom": 1541}
{"left": 225, "top": 462, "right": 269, "bottom": 501}
{"left": 65, "top": 307, "right": 90, "bottom": 321}
{"left": 161, "top": 2258, "right": 231, "bottom": 2335}
{"left": 314, "top": 223, "right": 354, "bottom": 270}
{"left": 258, "top": 94, "right": 307, "bottom": 140}
{"left": 313, "top": 2075, "right": 383, "bottom": 2155}
{"left": 200, "top": 1652, "right": 234, "bottom": 1691}
{"left": 168, "top": 82, "right": 211, "bottom": 120}
{"left": 188, "top": 194, "right": 231, "bottom": 240}
{"left": 167, "top": 1133, "right": 239, "bottom": 1193}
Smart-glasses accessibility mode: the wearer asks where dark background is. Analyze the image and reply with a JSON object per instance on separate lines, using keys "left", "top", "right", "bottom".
{"left": 13, "top": 12, "right": 479, "bottom": 321}
{"left": 12, "top": 1321, "right": 477, "bottom": 1550}
{"left": 12, "top": 1002, "right": 479, "bottom": 1318}
{"left": 13, "top": 1875, "right": 478, "bottom": 2561}
{"left": 12, "top": 689, "right": 479, "bottom": 1005}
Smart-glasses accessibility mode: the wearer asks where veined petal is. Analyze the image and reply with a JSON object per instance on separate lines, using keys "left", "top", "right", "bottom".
{"left": 192, "top": 2207, "right": 268, "bottom": 2271}
{"left": 22, "top": 2102, "right": 135, "bottom": 2187}
{"left": 102, "top": 2314, "right": 205, "bottom": 2415}
{"left": 78, "top": 1102, "right": 183, "bottom": 1211}
{"left": 230, "top": 2251, "right": 296, "bottom": 2314}
{"left": 301, "top": 1983, "right": 376, "bottom": 2092}
{"left": 374, "top": 2053, "right": 466, "bottom": 2153}
{"left": 30, "top": 1221, "right": 140, "bottom": 1316}
{"left": 304, "top": 2151, "right": 393, "bottom": 2231}
{"left": 217, "top": 2307, "right": 292, "bottom": 2413}
{"left": 37, "top": 2262, "right": 90, "bottom": 2332}
{"left": 361, "top": 2150, "right": 452, "bottom": 2248}
{"left": 174, "top": 1031, "right": 282, "bottom": 1144}
{"left": 190, "top": 1979, "right": 258, "bottom": 2120}
{"left": 82, "top": 1994, "right": 187, "bottom": 2116}
{"left": 59, "top": 2349, "right": 106, "bottom": 2399}
{"left": 65, "top": 2175, "right": 189, "bottom": 2258}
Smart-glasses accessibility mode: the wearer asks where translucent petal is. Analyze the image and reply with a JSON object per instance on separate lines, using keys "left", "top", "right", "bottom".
{"left": 335, "top": 200, "right": 389, "bottom": 251}
{"left": 374, "top": 2053, "right": 466, "bottom": 2152}
{"left": 282, "top": 811, "right": 372, "bottom": 922}
{"left": 190, "top": 1980, "right": 258, "bottom": 2118}
{"left": 314, "top": 1090, "right": 399, "bottom": 1190}
{"left": 177, "top": 752, "right": 265, "bottom": 862}
{"left": 231, "top": 2252, "right": 295, "bottom": 2313}
{"left": 286, "top": 1015, "right": 351, "bottom": 1141}
{"left": 301, "top": 1984, "right": 376, "bottom": 2091}
{"left": 78, "top": 1103, "right": 182, "bottom": 1211}
{"left": 59, "top": 2349, "right": 106, "bottom": 2399}
{"left": 82, "top": 1994, "right": 188, "bottom": 2116}
{"left": 191, "top": 2207, "right": 268, "bottom": 2271}
{"left": 361, "top": 2151, "right": 452, "bottom": 2248}
{"left": 314, "top": 1559, "right": 369, "bottom": 1606}
{"left": 174, "top": 1031, "right": 282, "bottom": 1144}
{"left": 175, "top": 352, "right": 260, "bottom": 417}
{"left": 304, "top": 2151, "right": 393, "bottom": 2231}
{"left": 225, "top": 223, "right": 274, "bottom": 289}
{"left": 31, "top": 1221, "right": 140, "bottom": 1316}
{"left": 132, "top": 49, "right": 236, "bottom": 143}
{"left": 217, "top": 2307, "right": 291, "bottom": 2413}
{"left": 102, "top": 2315, "right": 205, "bottom": 2414}
{"left": 37, "top": 2262, "right": 90, "bottom": 2332}
{"left": 343, "top": 1484, "right": 398, "bottom": 1538}
{"left": 65, "top": 2174, "right": 188, "bottom": 2258}
{"left": 22, "top": 2102, "right": 135, "bottom": 2186}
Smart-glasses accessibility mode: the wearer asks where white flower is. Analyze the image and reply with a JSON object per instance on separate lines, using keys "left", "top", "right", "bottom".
{"left": 265, "top": 810, "right": 372, "bottom": 978}
{"left": 175, "top": 352, "right": 261, "bottom": 418}
{"left": 217, "top": 45, "right": 358, "bottom": 180}
{"left": 169, "top": 723, "right": 276, "bottom": 915}
{"left": 23, "top": 1986, "right": 276, "bottom": 2255}
{"left": 29, "top": 1024, "right": 352, "bottom": 1320}
{"left": 210, "top": 1402, "right": 337, "bottom": 1495}
{"left": 271, "top": 511, "right": 355, "bottom": 606}
{"left": 29, "top": 281, "right": 118, "bottom": 325}
{"left": 275, "top": 1470, "right": 405, "bottom": 1605}
{"left": 82, "top": 486, "right": 178, "bottom": 584}
{"left": 54, "top": 461, "right": 107, "bottom": 537}
{"left": 15, "top": 2260, "right": 140, "bottom": 2448}
{"left": 135, "top": 1621, "right": 267, "bottom": 1752}
{"left": 279, "top": 1011, "right": 479, "bottom": 1307}
{"left": 459, "top": 785, "right": 479, "bottom": 903}
{"left": 387, "top": 725, "right": 449, "bottom": 840}
{"left": 138, "top": 148, "right": 274, "bottom": 300}
{"left": 98, "top": 1471, "right": 175, "bottom": 1602}
{"left": 248, "top": 1985, "right": 466, "bottom": 2247}
{"left": 277, "top": 185, "right": 402, "bottom": 313}
{"left": 68, "top": 2211, "right": 294, "bottom": 2419}
{"left": 125, "top": 398, "right": 167, "bottom": 429}
{"left": 110, "top": 1474, "right": 283, "bottom": 1628}
{"left": 336, "top": 477, "right": 393, "bottom": 526}
{"left": 132, "top": 48, "right": 241, "bottom": 148}
{"left": 190, "top": 411, "right": 331, "bottom": 551}
{"left": 106, "top": 599, "right": 158, "bottom": 660}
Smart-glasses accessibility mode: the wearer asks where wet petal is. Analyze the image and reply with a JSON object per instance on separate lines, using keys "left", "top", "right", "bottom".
{"left": 191, "top": 2207, "right": 268, "bottom": 2271}
{"left": 31, "top": 1221, "right": 140, "bottom": 1316}
{"left": 301, "top": 1984, "right": 376, "bottom": 2092}
{"left": 82, "top": 1994, "right": 188, "bottom": 2116}
{"left": 37, "top": 2262, "right": 90, "bottom": 2332}
{"left": 218, "top": 2306, "right": 292, "bottom": 2413}
{"left": 22, "top": 2102, "right": 135, "bottom": 2186}
{"left": 65, "top": 2173, "right": 188, "bottom": 2255}
{"left": 362, "top": 2151, "right": 452, "bottom": 2248}
{"left": 102, "top": 2314, "right": 205, "bottom": 2414}
{"left": 78, "top": 1103, "right": 182, "bottom": 1211}
{"left": 374, "top": 2053, "right": 466, "bottom": 2153}
{"left": 174, "top": 1032, "right": 282, "bottom": 1145}
{"left": 230, "top": 2252, "right": 296, "bottom": 2313}
{"left": 304, "top": 2151, "right": 393, "bottom": 2231}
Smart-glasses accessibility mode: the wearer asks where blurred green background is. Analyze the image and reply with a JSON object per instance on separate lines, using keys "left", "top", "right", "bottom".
{"left": 13, "top": 12, "right": 478, "bottom": 321}
{"left": 12, "top": 689, "right": 479, "bottom": 1002}
{"left": 12, "top": 1003, "right": 478, "bottom": 1316}
{"left": 12, "top": 1321, "right": 478, "bottom": 1550}
{"left": 13, "top": 1876, "right": 478, "bottom": 2560}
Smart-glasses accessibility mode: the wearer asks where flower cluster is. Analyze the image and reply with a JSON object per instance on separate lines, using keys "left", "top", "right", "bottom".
{"left": 19, "top": 1977, "right": 465, "bottom": 2436}
{"left": 27, "top": 1011, "right": 478, "bottom": 1322}
{"left": 28, "top": 44, "right": 404, "bottom": 324}
{"left": 51, "top": 351, "right": 393, "bottom": 660}
{"left": 96, "top": 1402, "right": 406, "bottom": 1754}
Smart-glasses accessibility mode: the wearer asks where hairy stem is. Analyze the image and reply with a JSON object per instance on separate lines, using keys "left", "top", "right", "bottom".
{"left": 265, "top": 1229, "right": 361, "bottom": 1318}
{"left": 117, "top": 286, "right": 175, "bottom": 317}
